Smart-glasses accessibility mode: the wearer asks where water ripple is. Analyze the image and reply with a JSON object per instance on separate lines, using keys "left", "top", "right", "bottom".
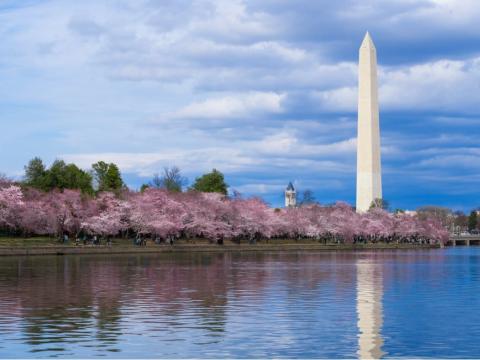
{"left": 0, "top": 249, "right": 478, "bottom": 358}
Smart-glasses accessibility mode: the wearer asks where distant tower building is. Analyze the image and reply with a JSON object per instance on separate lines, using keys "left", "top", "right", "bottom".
{"left": 285, "top": 182, "right": 296, "bottom": 208}
{"left": 356, "top": 32, "right": 383, "bottom": 213}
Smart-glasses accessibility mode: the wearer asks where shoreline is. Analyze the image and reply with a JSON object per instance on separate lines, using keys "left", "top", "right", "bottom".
{"left": 0, "top": 242, "right": 441, "bottom": 257}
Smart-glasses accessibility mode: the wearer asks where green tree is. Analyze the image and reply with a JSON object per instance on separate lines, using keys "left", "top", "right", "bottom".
{"left": 468, "top": 211, "right": 477, "bottom": 232}
{"left": 24, "top": 157, "right": 47, "bottom": 188}
{"left": 45, "top": 160, "right": 94, "bottom": 195}
{"left": 23, "top": 158, "right": 94, "bottom": 194}
{"left": 92, "top": 161, "right": 124, "bottom": 192}
{"left": 104, "top": 163, "right": 123, "bottom": 191}
{"left": 192, "top": 169, "right": 228, "bottom": 195}
{"left": 66, "top": 164, "right": 94, "bottom": 195}
{"left": 44, "top": 160, "right": 69, "bottom": 190}
{"left": 92, "top": 161, "right": 109, "bottom": 188}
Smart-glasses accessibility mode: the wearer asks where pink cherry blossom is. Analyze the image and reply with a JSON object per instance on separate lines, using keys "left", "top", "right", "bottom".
{"left": 0, "top": 184, "right": 448, "bottom": 245}
{"left": 0, "top": 185, "right": 24, "bottom": 230}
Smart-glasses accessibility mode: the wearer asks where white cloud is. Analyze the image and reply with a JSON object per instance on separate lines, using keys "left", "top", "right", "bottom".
{"left": 187, "top": 0, "right": 276, "bottom": 42}
{"left": 173, "top": 92, "right": 285, "bottom": 119}
{"left": 313, "top": 87, "right": 357, "bottom": 112}
{"left": 233, "top": 183, "right": 284, "bottom": 195}
{"left": 63, "top": 149, "right": 258, "bottom": 177}
{"left": 62, "top": 132, "right": 356, "bottom": 180}
{"left": 2, "top": 0, "right": 480, "bottom": 209}
{"left": 416, "top": 0, "right": 480, "bottom": 27}
{"left": 306, "top": 57, "right": 480, "bottom": 113}
{"left": 251, "top": 133, "right": 357, "bottom": 156}
{"left": 379, "top": 58, "right": 480, "bottom": 111}
{"left": 416, "top": 154, "right": 480, "bottom": 169}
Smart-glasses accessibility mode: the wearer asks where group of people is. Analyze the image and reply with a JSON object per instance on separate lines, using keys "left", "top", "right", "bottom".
{"left": 136, "top": 235, "right": 175, "bottom": 246}
{"left": 59, "top": 233, "right": 177, "bottom": 247}
{"left": 60, "top": 234, "right": 112, "bottom": 246}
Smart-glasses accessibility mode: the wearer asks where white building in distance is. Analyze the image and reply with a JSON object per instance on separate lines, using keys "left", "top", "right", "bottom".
{"left": 356, "top": 32, "right": 383, "bottom": 213}
{"left": 285, "top": 182, "right": 296, "bottom": 208}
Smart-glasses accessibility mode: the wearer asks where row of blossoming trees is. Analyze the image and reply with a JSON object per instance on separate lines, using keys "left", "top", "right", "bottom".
{"left": 0, "top": 182, "right": 448, "bottom": 245}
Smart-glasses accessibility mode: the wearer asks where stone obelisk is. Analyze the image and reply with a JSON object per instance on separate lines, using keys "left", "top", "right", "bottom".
{"left": 356, "top": 32, "right": 382, "bottom": 213}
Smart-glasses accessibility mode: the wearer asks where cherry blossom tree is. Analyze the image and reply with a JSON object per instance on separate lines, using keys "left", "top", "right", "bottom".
{"left": 81, "top": 192, "right": 129, "bottom": 237}
{"left": 0, "top": 185, "right": 24, "bottom": 232}
{"left": 182, "top": 192, "right": 234, "bottom": 242}
{"left": 129, "top": 189, "right": 186, "bottom": 240}
{"left": 0, "top": 183, "right": 448, "bottom": 245}
{"left": 230, "top": 197, "right": 273, "bottom": 241}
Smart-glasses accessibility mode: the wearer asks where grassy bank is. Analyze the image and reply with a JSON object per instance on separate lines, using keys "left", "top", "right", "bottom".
{"left": 0, "top": 237, "right": 440, "bottom": 256}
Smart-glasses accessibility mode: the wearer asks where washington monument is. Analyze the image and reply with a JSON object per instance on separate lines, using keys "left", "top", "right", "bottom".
{"left": 356, "top": 32, "right": 382, "bottom": 213}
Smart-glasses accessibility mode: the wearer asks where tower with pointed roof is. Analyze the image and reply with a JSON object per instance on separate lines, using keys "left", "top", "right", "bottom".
{"left": 285, "top": 182, "right": 296, "bottom": 208}
{"left": 356, "top": 32, "right": 382, "bottom": 213}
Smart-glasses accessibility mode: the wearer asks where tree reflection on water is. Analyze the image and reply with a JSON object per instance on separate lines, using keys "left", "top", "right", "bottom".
{"left": 0, "top": 250, "right": 453, "bottom": 358}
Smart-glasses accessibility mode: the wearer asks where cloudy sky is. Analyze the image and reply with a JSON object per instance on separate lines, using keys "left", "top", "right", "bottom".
{"left": 1, "top": 0, "right": 479, "bottom": 210}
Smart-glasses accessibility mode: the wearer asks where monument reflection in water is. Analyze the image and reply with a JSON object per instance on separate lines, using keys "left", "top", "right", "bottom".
{"left": 356, "top": 258, "right": 384, "bottom": 359}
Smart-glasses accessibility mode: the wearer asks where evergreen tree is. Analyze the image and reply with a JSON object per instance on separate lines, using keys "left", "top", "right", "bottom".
{"left": 192, "top": 169, "right": 228, "bottom": 195}
{"left": 104, "top": 163, "right": 124, "bottom": 191}
{"left": 23, "top": 158, "right": 94, "bottom": 194}
{"left": 45, "top": 160, "right": 94, "bottom": 195}
{"left": 24, "top": 157, "right": 47, "bottom": 189}
{"left": 92, "top": 161, "right": 109, "bottom": 189}
{"left": 92, "top": 161, "right": 124, "bottom": 192}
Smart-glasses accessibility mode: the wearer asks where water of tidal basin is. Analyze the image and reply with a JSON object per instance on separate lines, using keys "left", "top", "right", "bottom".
{"left": 0, "top": 248, "right": 479, "bottom": 358}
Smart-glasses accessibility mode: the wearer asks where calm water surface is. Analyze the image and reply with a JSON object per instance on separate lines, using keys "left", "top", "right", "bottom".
{"left": 0, "top": 248, "right": 479, "bottom": 358}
